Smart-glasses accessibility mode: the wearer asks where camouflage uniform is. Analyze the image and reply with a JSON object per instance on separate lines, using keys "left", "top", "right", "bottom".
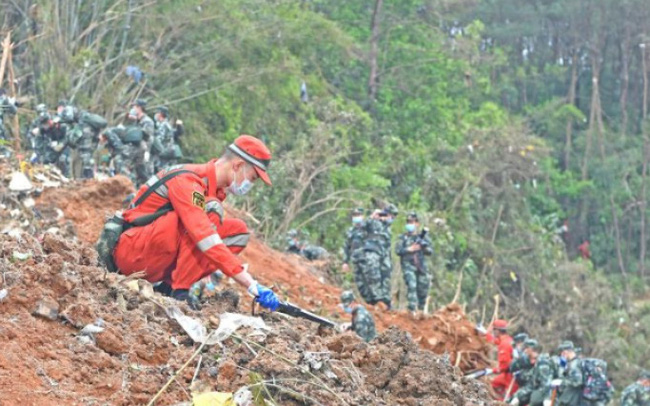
{"left": 557, "top": 356, "right": 583, "bottom": 406}
{"left": 343, "top": 222, "right": 368, "bottom": 301}
{"left": 351, "top": 306, "right": 376, "bottom": 342}
{"left": 68, "top": 121, "right": 97, "bottom": 179}
{"left": 152, "top": 114, "right": 176, "bottom": 172}
{"left": 0, "top": 93, "right": 17, "bottom": 156}
{"left": 101, "top": 126, "right": 127, "bottom": 175}
{"left": 138, "top": 113, "right": 155, "bottom": 183}
{"left": 621, "top": 374, "right": 650, "bottom": 406}
{"left": 341, "top": 291, "right": 376, "bottom": 342}
{"left": 379, "top": 219, "right": 394, "bottom": 307}
{"left": 358, "top": 218, "right": 387, "bottom": 304}
{"left": 510, "top": 353, "right": 534, "bottom": 391}
{"left": 526, "top": 354, "right": 559, "bottom": 406}
{"left": 396, "top": 228, "right": 433, "bottom": 311}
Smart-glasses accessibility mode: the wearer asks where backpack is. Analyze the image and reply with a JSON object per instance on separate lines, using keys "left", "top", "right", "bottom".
{"left": 580, "top": 358, "right": 612, "bottom": 401}
{"left": 79, "top": 111, "right": 108, "bottom": 131}
{"left": 95, "top": 169, "right": 195, "bottom": 272}
{"left": 122, "top": 126, "right": 144, "bottom": 144}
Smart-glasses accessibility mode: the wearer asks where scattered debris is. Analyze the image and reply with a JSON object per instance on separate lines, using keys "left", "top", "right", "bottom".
{"left": 32, "top": 298, "right": 60, "bottom": 321}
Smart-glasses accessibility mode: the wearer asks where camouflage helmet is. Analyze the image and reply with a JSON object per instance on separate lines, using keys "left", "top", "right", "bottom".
{"left": 524, "top": 339, "right": 541, "bottom": 351}
{"left": 513, "top": 333, "right": 529, "bottom": 343}
{"left": 134, "top": 99, "right": 147, "bottom": 110}
{"left": 407, "top": 212, "right": 419, "bottom": 222}
{"left": 385, "top": 204, "right": 399, "bottom": 216}
{"left": 36, "top": 104, "right": 48, "bottom": 114}
{"left": 287, "top": 229, "right": 298, "bottom": 238}
{"left": 556, "top": 340, "right": 575, "bottom": 353}
{"left": 639, "top": 369, "right": 650, "bottom": 380}
{"left": 340, "top": 290, "right": 355, "bottom": 305}
{"left": 352, "top": 207, "right": 364, "bottom": 216}
{"left": 156, "top": 105, "right": 169, "bottom": 117}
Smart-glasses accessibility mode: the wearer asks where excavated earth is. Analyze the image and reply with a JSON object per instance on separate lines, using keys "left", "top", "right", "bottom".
{"left": 1, "top": 169, "right": 498, "bottom": 405}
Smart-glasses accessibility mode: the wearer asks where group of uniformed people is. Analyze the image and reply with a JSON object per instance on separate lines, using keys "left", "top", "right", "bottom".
{"left": 477, "top": 320, "right": 649, "bottom": 405}
{"left": 342, "top": 206, "right": 433, "bottom": 312}
{"left": 16, "top": 98, "right": 183, "bottom": 185}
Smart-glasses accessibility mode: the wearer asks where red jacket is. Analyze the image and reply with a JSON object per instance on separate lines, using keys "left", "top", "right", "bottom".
{"left": 122, "top": 162, "right": 242, "bottom": 277}
{"left": 488, "top": 334, "right": 514, "bottom": 374}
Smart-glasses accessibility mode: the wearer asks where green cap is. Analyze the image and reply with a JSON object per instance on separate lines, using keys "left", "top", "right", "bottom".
{"left": 639, "top": 369, "right": 650, "bottom": 380}
{"left": 407, "top": 212, "right": 419, "bottom": 222}
{"left": 352, "top": 207, "right": 364, "bottom": 216}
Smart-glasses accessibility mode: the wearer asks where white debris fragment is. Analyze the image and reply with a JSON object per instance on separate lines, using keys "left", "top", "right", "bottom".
{"left": 9, "top": 172, "right": 33, "bottom": 192}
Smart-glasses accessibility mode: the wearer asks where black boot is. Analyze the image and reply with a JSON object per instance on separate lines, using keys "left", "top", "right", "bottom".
{"left": 172, "top": 289, "right": 201, "bottom": 310}
{"left": 153, "top": 282, "right": 173, "bottom": 296}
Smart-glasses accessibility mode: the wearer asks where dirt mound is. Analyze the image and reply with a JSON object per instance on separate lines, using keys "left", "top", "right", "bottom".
{"left": 0, "top": 231, "right": 496, "bottom": 405}
{"left": 35, "top": 175, "right": 134, "bottom": 244}
{"left": 17, "top": 175, "right": 492, "bottom": 373}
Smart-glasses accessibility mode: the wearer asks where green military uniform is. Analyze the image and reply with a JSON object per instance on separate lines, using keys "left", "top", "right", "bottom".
{"left": 343, "top": 209, "right": 368, "bottom": 301}
{"left": 510, "top": 352, "right": 534, "bottom": 391}
{"left": 152, "top": 106, "right": 180, "bottom": 172}
{"left": 378, "top": 204, "right": 398, "bottom": 308}
{"left": 621, "top": 370, "right": 650, "bottom": 406}
{"left": 359, "top": 216, "right": 387, "bottom": 305}
{"left": 395, "top": 213, "right": 433, "bottom": 311}
{"left": 557, "top": 341, "right": 583, "bottom": 406}
{"left": 527, "top": 354, "right": 559, "bottom": 406}
{"left": 341, "top": 291, "right": 376, "bottom": 342}
{"left": 101, "top": 126, "right": 127, "bottom": 175}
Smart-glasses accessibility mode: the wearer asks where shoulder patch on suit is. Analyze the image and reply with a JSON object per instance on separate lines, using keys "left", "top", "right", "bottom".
{"left": 192, "top": 191, "right": 206, "bottom": 210}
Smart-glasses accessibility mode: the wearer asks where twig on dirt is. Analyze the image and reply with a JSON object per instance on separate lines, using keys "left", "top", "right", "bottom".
{"left": 232, "top": 333, "right": 349, "bottom": 405}
{"left": 191, "top": 355, "right": 202, "bottom": 385}
{"left": 146, "top": 330, "right": 215, "bottom": 406}
{"left": 174, "top": 379, "right": 192, "bottom": 401}
{"left": 247, "top": 381, "right": 328, "bottom": 406}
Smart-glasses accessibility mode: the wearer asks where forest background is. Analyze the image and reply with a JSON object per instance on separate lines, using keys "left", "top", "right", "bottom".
{"left": 1, "top": 0, "right": 649, "bottom": 389}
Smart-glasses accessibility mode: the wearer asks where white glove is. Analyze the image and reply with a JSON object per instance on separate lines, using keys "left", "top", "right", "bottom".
{"left": 31, "top": 128, "right": 40, "bottom": 136}
{"left": 551, "top": 379, "right": 563, "bottom": 388}
{"left": 144, "top": 151, "right": 150, "bottom": 162}
{"left": 339, "top": 322, "right": 352, "bottom": 332}
{"left": 543, "top": 400, "right": 552, "bottom": 406}
{"left": 475, "top": 324, "right": 487, "bottom": 334}
{"left": 509, "top": 398, "right": 520, "bottom": 406}
{"left": 176, "top": 119, "right": 183, "bottom": 126}
{"left": 484, "top": 368, "right": 494, "bottom": 376}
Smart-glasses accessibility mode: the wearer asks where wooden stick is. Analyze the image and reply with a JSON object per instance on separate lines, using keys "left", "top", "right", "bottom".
{"left": 7, "top": 43, "right": 20, "bottom": 152}
{"left": 0, "top": 33, "right": 10, "bottom": 87}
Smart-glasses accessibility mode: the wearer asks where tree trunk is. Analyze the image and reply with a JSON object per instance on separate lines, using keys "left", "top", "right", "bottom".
{"left": 619, "top": 25, "right": 630, "bottom": 137}
{"left": 641, "top": 45, "right": 649, "bottom": 278}
{"left": 565, "top": 51, "right": 578, "bottom": 171}
{"left": 367, "top": 0, "right": 383, "bottom": 105}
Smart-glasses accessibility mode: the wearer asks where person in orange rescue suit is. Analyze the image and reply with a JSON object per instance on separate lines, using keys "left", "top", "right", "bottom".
{"left": 112, "top": 135, "right": 279, "bottom": 311}
{"left": 476, "top": 319, "right": 516, "bottom": 400}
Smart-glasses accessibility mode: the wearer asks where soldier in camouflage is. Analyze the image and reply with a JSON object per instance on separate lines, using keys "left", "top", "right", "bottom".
{"left": 27, "top": 105, "right": 52, "bottom": 163}
{"left": 396, "top": 212, "right": 433, "bottom": 312}
{"left": 510, "top": 339, "right": 554, "bottom": 406}
{"left": 340, "top": 290, "right": 376, "bottom": 343}
{"left": 127, "top": 99, "right": 155, "bottom": 185}
{"left": 342, "top": 208, "right": 369, "bottom": 301}
{"left": 286, "top": 229, "right": 328, "bottom": 260}
{"left": 512, "top": 333, "right": 529, "bottom": 360}
{"left": 556, "top": 341, "right": 583, "bottom": 406}
{"left": 358, "top": 209, "right": 390, "bottom": 306}
{"left": 152, "top": 106, "right": 177, "bottom": 172}
{"left": 0, "top": 88, "right": 18, "bottom": 156}
{"left": 378, "top": 204, "right": 398, "bottom": 309}
{"left": 98, "top": 126, "right": 127, "bottom": 175}
{"left": 621, "top": 370, "right": 650, "bottom": 406}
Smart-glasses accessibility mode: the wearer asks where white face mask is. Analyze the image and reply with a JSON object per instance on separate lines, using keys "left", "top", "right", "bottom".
{"left": 228, "top": 166, "right": 254, "bottom": 196}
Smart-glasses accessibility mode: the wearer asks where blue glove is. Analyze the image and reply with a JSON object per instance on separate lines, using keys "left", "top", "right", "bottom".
{"left": 253, "top": 284, "right": 280, "bottom": 311}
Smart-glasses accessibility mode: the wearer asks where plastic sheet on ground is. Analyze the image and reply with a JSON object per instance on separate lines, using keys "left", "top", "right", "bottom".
{"left": 8, "top": 172, "right": 32, "bottom": 192}
{"left": 166, "top": 307, "right": 268, "bottom": 346}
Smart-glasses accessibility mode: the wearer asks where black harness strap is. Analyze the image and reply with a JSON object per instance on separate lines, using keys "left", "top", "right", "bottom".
{"left": 125, "top": 169, "right": 199, "bottom": 229}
